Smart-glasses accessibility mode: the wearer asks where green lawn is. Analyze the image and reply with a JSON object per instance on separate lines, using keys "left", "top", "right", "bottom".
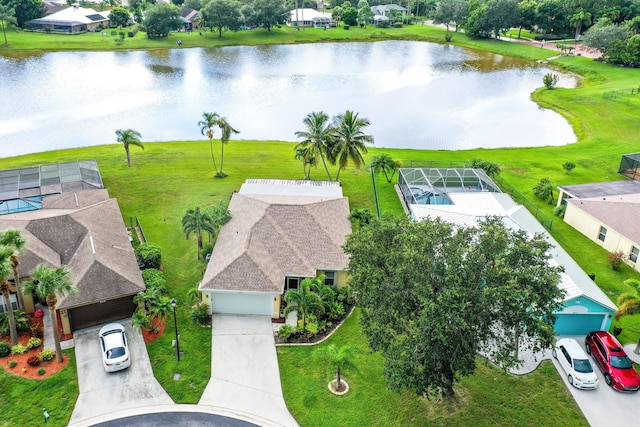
{"left": 279, "top": 309, "right": 587, "bottom": 427}
{"left": 1, "top": 26, "right": 640, "bottom": 426}
{"left": 0, "top": 350, "right": 77, "bottom": 427}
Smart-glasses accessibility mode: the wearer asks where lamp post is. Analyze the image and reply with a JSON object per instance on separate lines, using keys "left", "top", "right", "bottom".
{"left": 170, "top": 298, "right": 181, "bottom": 361}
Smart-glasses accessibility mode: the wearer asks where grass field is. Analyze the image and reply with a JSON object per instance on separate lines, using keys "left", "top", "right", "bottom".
{"left": 1, "top": 24, "right": 640, "bottom": 426}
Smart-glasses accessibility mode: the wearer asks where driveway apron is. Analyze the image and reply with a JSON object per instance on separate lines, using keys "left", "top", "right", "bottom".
{"left": 69, "top": 320, "right": 173, "bottom": 425}
{"left": 200, "top": 315, "right": 299, "bottom": 427}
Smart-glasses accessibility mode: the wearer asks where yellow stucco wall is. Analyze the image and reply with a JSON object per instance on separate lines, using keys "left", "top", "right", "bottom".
{"left": 61, "top": 310, "right": 71, "bottom": 335}
{"left": 273, "top": 294, "right": 282, "bottom": 318}
{"left": 565, "top": 204, "right": 640, "bottom": 273}
{"left": 336, "top": 271, "right": 350, "bottom": 288}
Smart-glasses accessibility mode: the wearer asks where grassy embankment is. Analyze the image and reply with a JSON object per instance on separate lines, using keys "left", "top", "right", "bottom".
{"left": 1, "top": 23, "right": 640, "bottom": 426}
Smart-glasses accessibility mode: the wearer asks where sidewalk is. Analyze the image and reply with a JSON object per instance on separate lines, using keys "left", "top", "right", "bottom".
{"left": 40, "top": 303, "right": 74, "bottom": 352}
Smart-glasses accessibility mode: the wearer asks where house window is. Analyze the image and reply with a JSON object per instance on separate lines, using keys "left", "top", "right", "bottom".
{"left": 285, "top": 277, "right": 301, "bottom": 292}
{"left": 0, "top": 293, "right": 18, "bottom": 314}
{"left": 598, "top": 226, "right": 607, "bottom": 242}
{"left": 631, "top": 246, "right": 639, "bottom": 263}
{"left": 322, "top": 271, "right": 336, "bottom": 286}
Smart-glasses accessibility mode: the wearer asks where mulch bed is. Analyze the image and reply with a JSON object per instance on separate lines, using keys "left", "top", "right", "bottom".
{"left": 141, "top": 317, "right": 166, "bottom": 344}
{"left": 0, "top": 316, "right": 69, "bottom": 379}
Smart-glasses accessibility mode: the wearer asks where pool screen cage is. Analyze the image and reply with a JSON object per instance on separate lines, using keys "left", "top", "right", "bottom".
{"left": 398, "top": 168, "right": 501, "bottom": 206}
{"left": 0, "top": 160, "right": 104, "bottom": 215}
{"left": 619, "top": 153, "right": 640, "bottom": 181}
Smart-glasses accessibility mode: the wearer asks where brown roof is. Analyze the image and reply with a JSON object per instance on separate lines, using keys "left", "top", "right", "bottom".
{"left": 200, "top": 193, "right": 351, "bottom": 293}
{"left": 568, "top": 199, "right": 640, "bottom": 245}
{"left": 0, "top": 190, "right": 145, "bottom": 309}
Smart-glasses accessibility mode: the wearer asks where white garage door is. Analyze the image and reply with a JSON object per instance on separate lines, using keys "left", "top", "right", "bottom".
{"left": 211, "top": 292, "right": 274, "bottom": 316}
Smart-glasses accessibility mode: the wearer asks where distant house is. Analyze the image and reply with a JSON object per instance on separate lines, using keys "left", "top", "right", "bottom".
{"left": 398, "top": 168, "right": 617, "bottom": 335}
{"left": 287, "top": 8, "right": 335, "bottom": 28}
{"left": 26, "top": 4, "right": 109, "bottom": 34}
{"left": 199, "top": 179, "right": 351, "bottom": 317}
{"left": 181, "top": 7, "right": 199, "bottom": 31}
{"left": 0, "top": 161, "right": 145, "bottom": 335}
{"left": 371, "top": 4, "right": 407, "bottom": 17}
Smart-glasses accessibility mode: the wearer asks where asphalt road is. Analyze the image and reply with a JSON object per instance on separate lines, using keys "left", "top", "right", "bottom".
{"left": 92, "top": 411, "right": 259, "bottom": 427}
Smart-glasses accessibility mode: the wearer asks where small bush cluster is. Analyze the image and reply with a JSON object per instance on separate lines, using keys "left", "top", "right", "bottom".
{"left": 30, "top": 323, "right": 44, "bottom": 338}
{"left": 128, "top": 25, "right": 139, "bottom": 38}
{"left": 27, "top": 355, "right": 40, "bottom": 366}
{"left": 0, "top": 310, "right": 30, "bottom": 336}
{"left": 37, "top": 368, "right": 46, "bottom": 376}
{"left": 543, "top": 73, "right": 559, "bottom": 89}
{"left": 11, "top": 344, "right": 27, "bottom": 355}
{"left": 191, "top": 302, "right": 210, "bottom": 325}
{"left": 142, "top": 268, "right": 167, "bottom": 294}
{"left": 9, "top": 360, "right": 17, "bottom": 368}
{"left": 27, "top": 337, "right": 42, "bottom": 349}
{"left": 608, "top": 251, "right": 626, "bottom": 271}
{"left": 40, "top": 349, "right": 55, "bottom": 362}
{"left": 0, "top": 341, "right": 10, "bottom": 357}
{"left": 135, "top": 242, "right": 162, "bottom": 269}
{"left": 393, "top": 22, "right": 403, "bottom": 28}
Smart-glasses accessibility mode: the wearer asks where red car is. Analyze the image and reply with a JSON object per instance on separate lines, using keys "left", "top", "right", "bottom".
{"left": 585, "top": 331, "right": 640, "bottom": 392}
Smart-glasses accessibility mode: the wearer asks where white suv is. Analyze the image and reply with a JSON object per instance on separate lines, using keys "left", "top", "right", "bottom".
{"left": 553, "top": 338, "right": 598, "bottom": 390}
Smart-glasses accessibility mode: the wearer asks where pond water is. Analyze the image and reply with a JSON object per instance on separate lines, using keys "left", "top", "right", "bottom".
{"left": 0, "top": 41, "right": 577, "bottom": 158}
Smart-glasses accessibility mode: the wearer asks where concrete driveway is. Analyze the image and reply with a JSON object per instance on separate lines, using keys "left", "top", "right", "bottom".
{"left": 68, "top": 319, "right": 173, "bottom": 425}
{"left": 199, "top": 315, "right": 299, "bottom": 427}
{"left": 551, "top": 335, "right": 638, "bottom": 426}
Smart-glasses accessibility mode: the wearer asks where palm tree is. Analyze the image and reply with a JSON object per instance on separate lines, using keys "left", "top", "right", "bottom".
{"left": 283, "top": 278, "right": 324, "bottom": 333}
{"left": 295, "top": 111, "right": 335, "bottom": 181}
{"left": 216, "top": 116, "right": 239, "bottom": 178}
{"left": 0, "top": 246, "right": 18, "bottom": 345}
{"left": 308, "top": 275, "right": 336, "bottom": 314}
{"left": 533, "top": 177, "right": 555, "bottom": 204}
{"left": 24, "top": 264, "right": 76, "bottom": 363}
{"left": 198, "top": 112, "right": 220, "bottom": 173}
{"left": 371, "top": 153, "right": 402, "bottom": 183}
{"left": 182, "top": 207, "right": 216, "bottom": 259}
{"left": 0, "top": 4, "right": 17, "bottom": 46}
{"left": 294, "top": 147, "right": 317, "bottom": 180}
{"left": 313, "top": 344, "right": 356, "bottom": 390}
{"left": 0, "top": 229, "right": 26, "bottom": 311}
{"left": 615, "top": 279, "right": 640, "bottom": 354}
{"left": 187, "top": 286, "right": 202, "bottom": 304}
{"left": 465, "top": 158, "right": 501, "bottom": 178}
{"left": 115, "top": 128, "right": 144, "bottom": 167}
{"left": 332, "top": 111, "right": 374, "bottom": 181}
{"left": 204, "top": 204, "right": 232, "bottom": 242}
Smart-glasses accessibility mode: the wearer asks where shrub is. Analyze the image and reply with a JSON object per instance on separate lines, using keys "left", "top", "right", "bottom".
{"left": 9, "top": 360, "right": 17, "bottom": 368}
{"left": 37, "top": 368, "right": 46, "bottom": 376}
{"left": 0, "top": 310, "right": 30, "bottom": 336}
{"left": 393, "top": 22, "right": 403, "bottom": 28}
{"left": 553, "top": 204, "right": 566, "bottom": 217}
{"left": 11, "top": 344, "right": 27, "bottom": 355}
{"left": 543, "top": 73, "right": 559, "bottom": 89}
{"left": 191, "top": 302, "right": 210, "bottom": 325}
{"left": 135, "top": 242, "right": 162, "bottom": 269}
{"left": 277, "top": 324, "right": 296, "bottom": 340}
{"left": 562, "top": 161, "right": 576, "bottom": 174}
{"left": 40, "top": 348, "right": 55, "bottom": 362}
{"left": 444, "top": 32, "right": 453, "bottom": 42}
{"left": 608, "top": 251, "right": 626, "bottom": 270}
{"left": 27, "top": 337, "right": 42, "bottom": 349}
{"left": 128, "top": 25, "right": 139, "bottom": 38}
{"left": 533, "top": 177, "right": 555, "bottom": 204}
{"left": 27, "top": 355, "right": 40, "bottom": 366}
{"left": 142, "top": 268, "right": 167, "bottom": 294}
{"left": 30, "top": 323, "right": 44, "bottom": 338}
{"left": 343, "top": 25, "right": 349, "bottom": 30}
{"left": 0, "top": 341, "right": 10, "bottom": 357}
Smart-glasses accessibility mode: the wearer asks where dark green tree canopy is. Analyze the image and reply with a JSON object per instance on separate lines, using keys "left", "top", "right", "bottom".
{"left": 143, "top": 3, "right": 182, "bottom": 38}
{"left": 204, "top": 0, "right": 241, "bottom": 37}
{"left": 242, "top": 0, "right": 288, "bottom": 31}
{"left": 109, "top": 7, "right": 131, "bottom": 28}
{"left": 3, "top": 0, "right": 42, "bottom": 27}
{"left": 344, "top": 215, "right": 564, "bottom": 397}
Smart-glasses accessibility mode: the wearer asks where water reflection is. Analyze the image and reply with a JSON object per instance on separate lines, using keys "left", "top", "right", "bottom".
{"left": 0, "top": 41, "right": 578, "bottom": 158}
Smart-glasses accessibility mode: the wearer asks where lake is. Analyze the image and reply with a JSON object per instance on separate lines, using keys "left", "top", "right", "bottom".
{"left": 0, "top": 41, "right": 578, "bottom": 158}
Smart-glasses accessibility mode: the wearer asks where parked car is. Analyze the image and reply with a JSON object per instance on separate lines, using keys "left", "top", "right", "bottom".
{"left": 585, "top": 331, "right": 640, "bottom": 392}
{"left": 99, "top": 323, "right": 131, "bottom": 373}
{"left": 552, "top": 338, "right": 598, "bottom": 389}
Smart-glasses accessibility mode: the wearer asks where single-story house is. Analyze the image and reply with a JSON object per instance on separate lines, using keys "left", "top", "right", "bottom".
{"left": 371, "top": 4, "right": 407, "bottom": 17}
{"left": 399, "top": 168, "right": 617, "bottom": 335}
{"left": 181, "top": 8, "right": 199, "bottom": 30}
{"left": 26, "top": 4, "right": 109, "bottom": 34}
{"left": 0, "top": 161, "right": 145, "bottom": 334}
{"left": 287, "top": 8, "right": 335, "bottom": 28}
{"left": 199, "top": 179, "right": 351, "bottom": 317}
{"left": 557, "top": 179, "right": 640, "bottom": 273}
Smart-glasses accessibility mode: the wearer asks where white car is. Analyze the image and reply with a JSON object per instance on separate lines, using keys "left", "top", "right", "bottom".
{"left": 552, "top": 338, "right": 598, "bottom": 390}
{"left": 99, "top": 323, "right": 131, "bottom": 373}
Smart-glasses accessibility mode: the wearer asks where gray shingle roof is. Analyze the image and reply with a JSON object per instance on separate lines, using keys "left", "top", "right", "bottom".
{"left": 200, "top": 193, "right": 351, "bottom": 293}
{"left": 567, "top": 199, "right": 640, "bottom": 245}
{"left": 0, "top": 190, "right": 145, "bottom": 309}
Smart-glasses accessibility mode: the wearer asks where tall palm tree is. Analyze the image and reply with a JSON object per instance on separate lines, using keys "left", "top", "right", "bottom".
{"left": 182, "top": 207, "right": 216, "bottom": 259}
{"left": 0, "top": 246, "right": 18, "bottom": 345}
{"left": 313, "top": 344, "right": 356, "bottom": 390}
{"left": 615, "top": 279, "right": 640, "bottom": 354}
{"left": 24, "top": 264, "right": 76, "bottom": 363}
{"left": 198, "top": 112, "right": 220, "bottom": 173}
{"left": 284, "top": 278, "right": 324, "bottom": 333}
{"left": 371, "top": 153, "right": 402, "bottom": 183}
{"left": 216, "top": 116, "right": 239, "bottom": 178}
{"left": 0, "top": 229, "right": 26, "bottom": 311}
{"left": 115, "top": 128, "right": 144, "bottom": 167}
{"left": 295, "top": 111, "right": 335, "bottom": 181}
{"left": 332, "top": 111, "right": 374, "bottom": 181}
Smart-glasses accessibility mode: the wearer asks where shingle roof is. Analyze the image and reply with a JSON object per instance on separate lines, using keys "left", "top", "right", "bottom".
{"left": 558, "top": 179, "right": 640, "bottom": 199}
{"left": 200, "top": 192, "right": 351, "bottom": 293}
{"left": 0, "top": 190, "right": 145, "bottom": 309}
{"left": 567, "top": 199, "right": 640, "bottom": 245}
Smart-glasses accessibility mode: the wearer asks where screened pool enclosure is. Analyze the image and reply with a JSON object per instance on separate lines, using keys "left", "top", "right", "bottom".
{"left": 619, "top": 153, "right": 640, "bottom": 181}
{"left": 398, "top": 168, "right": 501, "bottom": 207}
